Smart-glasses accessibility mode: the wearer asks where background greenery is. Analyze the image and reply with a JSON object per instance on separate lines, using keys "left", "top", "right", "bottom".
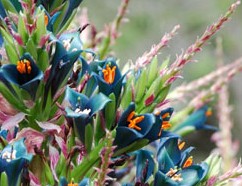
{"left": 81, "top": 0, "right": 242, "bottom": 160}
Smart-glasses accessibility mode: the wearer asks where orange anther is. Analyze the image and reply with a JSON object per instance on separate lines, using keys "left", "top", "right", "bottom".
{"left": 16, "top": 59, "right": 32, "bottom": 74}
{"left": 162, "top": 112, "right": 170, "bottom": 119}
{"left": 102, "top": 65, "right": 116, "bottom": 84}
{"left": 205, "top": 109, "right": 212, "bottom": 117}
{"left": 127, "top": 111, "right": 145, "bottom": 131}
{"left": 158, "top": 120, "right": 171, "bottom": 137}
{"left": 183, "top": 156, "right": 193, "bottom": 168}
{"left": 44, "top": 15, "right": 49, "bottom": 26}
{"left": 178, "top": 141, "right": 185, "bottom": 150}
{"left": 68, "top": 181, "right": 78, "bottom": 186}
{"left": 162, "top": 121, "right": 171, "bottom": 129}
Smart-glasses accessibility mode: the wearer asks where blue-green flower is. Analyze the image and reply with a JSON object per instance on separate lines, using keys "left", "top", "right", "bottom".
{"left": 154, "top": 136, "right": 208, "bottom": 186}
{"left": 0, "top": 53, "right": 43, "bottom": 99}
{"left": 0, "top": 138, "right": 33, "bottom": 186}
{"left": 65, "top": 86, "right": 110, "bottom": 143}
{"left": 172, "top": 106, "right": 217, "bottom": 135}
{"left": 45, "top": 41, "right": 81, "bottom": 98}
{"left": 114, "top": 103, "right": 175, "bottom": 151}
{"left": 94, "top": 58, "right": 126, "bottom": 99}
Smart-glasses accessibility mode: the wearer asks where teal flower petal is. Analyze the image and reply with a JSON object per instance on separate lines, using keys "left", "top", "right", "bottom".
{"left": 0, "top": 139, "right": 33, "bottom": 186}
{"left": 154, "top": 171, "right": 178, "bottom": 186}
{"left": 65, "top": 87, "right": 111, "bottom": 143}
{"left": 136, "top": 150, "right": 155, "bottom": 183}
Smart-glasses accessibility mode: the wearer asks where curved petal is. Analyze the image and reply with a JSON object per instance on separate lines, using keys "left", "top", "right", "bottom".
{"left": 87, "top": 93, "right": 111, "bottom": 116}
{"left": 157, "top": 148, "right": 176, "bottom": 173}
{"left": 179, "top": 164, "right": 208, "bottom": 186}
{"left": 113, "top": 126, "right": 143, "bottom": 149}
{"left": 136, "top": 150, "right": 155, "bottom": 183}
{"left": 118, "top": 103, "right": 135, "bottom": 127}
{"left": 158, "top": 137, "right": 181, "bottom": 168}
{"left": 65, "top": 87, "right": 89, "bottom": 109}
{"left": 154, "top": 171, "right": 178, "bottom": 186}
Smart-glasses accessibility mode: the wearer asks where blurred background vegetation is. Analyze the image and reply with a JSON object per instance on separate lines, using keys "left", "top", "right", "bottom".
{"left": 80, "top": 0, "right": 242, "bottom": 160}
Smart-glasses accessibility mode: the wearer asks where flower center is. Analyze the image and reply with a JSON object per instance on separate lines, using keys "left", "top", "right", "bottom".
{"left": 1, "top": 149, "right": 17, "bottom": 162}
{"left": 166, "top": 168, "right": 183, "bottom": 182}
{"left": 158, "top": 112, "right": 172, "bottom": 136}
{"left": 127, "top": 111, "right": 145, "bottom": 131}
{"left": 75, "top": 108, "right": 91, "bottom": 115}
{"left": 183, "top": 156, "right": 193, "bottom": 168}
{"left": 17, "top": 59, "right": 32, "bottom": 74}
{"left": 68, "top": 181, "right": 78, "bottom": 186}
{"left": 205, "top": 108, "right": 212, "bottom": 117}
{"left": 102, "top": 65, "right": 116, "bottom": 84}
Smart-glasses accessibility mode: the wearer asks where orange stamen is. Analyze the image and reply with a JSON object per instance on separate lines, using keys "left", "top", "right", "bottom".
{"left": 16, "top": 59, "right": 32, "bottom": 74}
{"left": 178, "top": 141, "right": 185, "bottom": 150}
{"left": 102, "top": 65, "right": 116, "bottom": 84}
{"left": 68, "top": 181, "right": 78, "bottom": 186}
{"left": 162, "top": 112, "right": 170, "bottom": 119}
{"left": 205, "top": 109, "right": 212, "bottom": 117}
{"left": 158, "top": 120, "right": 172, "bottom": 137}
{"left": 44, "top": 15, "right": 49, "bottom": 26}
{"left": 162, "top": 121, "right": 171, "bottom": 129}
{"left": 183, "top": 156, "right": 193, "bottom": 168}
{"left": 127, "top": 111, "right": 145, "bottom": 131}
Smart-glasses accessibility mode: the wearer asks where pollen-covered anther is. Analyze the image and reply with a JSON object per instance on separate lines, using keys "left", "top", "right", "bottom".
{"left": 166, "top": 168, "right": 183, "bottom": 182}
{"left": 158, "top": 118, "right": 172, "bottom": 136}
{"left": 16, "top": 59, "right": 32, "bottom": 74}
{"left": 171, "top": 173, "right": 183, "bottom": 182}
{"left": 68, "top": 181, "right": 78, "bottom": 186}
{"left": 102, "top": 65, "right": 116, "bottom": 84}
{"left": 183, "top": 156, "right": 193, "bottom": 168}
{"left": 75, "top": 108, "right": 91, "bottom": 115}
{"left": 205, "top": 109, "right": 212, "bottom": 117}
{"left": 127, "top": 111, "right": 145, "bottom": 131}
{"left": 1, "top": 150, "right": 17, "bottom": 162}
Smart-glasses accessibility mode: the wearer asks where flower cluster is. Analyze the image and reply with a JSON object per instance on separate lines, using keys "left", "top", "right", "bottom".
{"left": 0, "top": 0, "right": 242, "bottom": 186}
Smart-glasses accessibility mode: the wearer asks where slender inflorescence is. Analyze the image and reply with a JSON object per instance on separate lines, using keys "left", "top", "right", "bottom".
{"left": 189, "top": 63, "right": 242, "bottom": 109}
{"left": 212, "top": 85, "right": 238, "bottom": 171}
{"left": 94, "top": 131, "right": 115, "bottom": 186}
{"left": 209, "top": 38, "right": 238, "bottom": 173}
{"left": 112, "top": 0, "right": 130, "bottom": 40}
{"left": 163, "top": 0, "right": 241, "bottom": 86}
{"left": 134, "top": 25, "right": 180, "bottom": 70}
{"left": 169, "top": 57, "right": 242, "bottom": 101}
